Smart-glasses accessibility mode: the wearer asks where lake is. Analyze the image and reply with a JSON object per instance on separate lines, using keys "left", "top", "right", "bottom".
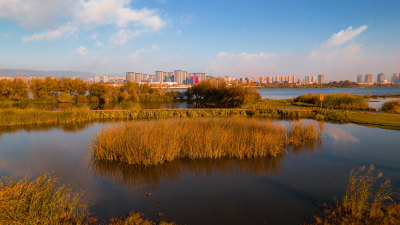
{"left": 1, "top": 120, "right": 399, "bottom": 225}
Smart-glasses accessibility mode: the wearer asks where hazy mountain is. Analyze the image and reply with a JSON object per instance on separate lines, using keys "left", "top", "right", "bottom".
{"left": 0, "top": 69, "right": 97, "bottom": 80}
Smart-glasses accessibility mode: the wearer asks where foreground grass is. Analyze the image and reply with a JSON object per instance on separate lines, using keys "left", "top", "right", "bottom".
{"left": 0, "top": 174, "right": 86, "bottom": 224}
{"left": 0, "top": 174, "right": 174, "bottom": 225}
{"left": 310, "top": 165, "right": 400, "bottom": 225}
{"left": 91, "top": 118, "right": 320, "bottom": 166}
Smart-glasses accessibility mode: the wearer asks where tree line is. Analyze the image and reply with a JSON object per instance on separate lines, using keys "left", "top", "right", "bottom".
{"left": 0, "top": 77, "right": 178, "bottom": 103}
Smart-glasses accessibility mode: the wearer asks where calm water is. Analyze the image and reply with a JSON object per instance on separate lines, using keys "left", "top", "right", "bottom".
{"left": 257, "top": 87, "right": 400, "bottom": 99}
{"left": 0, "top": 120, "right": 399, "bottom": 224}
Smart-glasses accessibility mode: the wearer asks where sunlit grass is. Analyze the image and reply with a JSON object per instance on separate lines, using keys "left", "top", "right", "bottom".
{"left": 0, "top": 174, "right": 86, "bottom": 224}
{"left": 0, "top": 174, "right": 175, "bottom": 224}
{"left": 310, "top": 165, "right": 400, "bottom": 225}
{"left": 91, "top": 118, "right": 321, "bottom": 166}
{"left": 294, "top": 93, "right": 370, "bottom": 110}
{"left": 382, "top": 100, "right": 400, "bottom": 113}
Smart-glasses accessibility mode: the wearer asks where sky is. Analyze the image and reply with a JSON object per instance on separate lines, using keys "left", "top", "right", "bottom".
{"left": 0, "top": 0, "right": 400, "bottom": 80}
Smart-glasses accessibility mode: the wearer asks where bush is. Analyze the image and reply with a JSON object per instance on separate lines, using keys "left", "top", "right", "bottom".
{"left": 184, "top": 81, "right": 261, "bottom": 108}
{"left": 57, "top": 92, "right": 73, "bottom": 103}
{"left": 382, "top": 100, "right": 400, "bottom": 113}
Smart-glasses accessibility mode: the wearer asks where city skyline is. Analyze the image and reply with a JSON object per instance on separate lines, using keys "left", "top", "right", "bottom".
{"left": 1, "top": 1, "right": 400, "bottom": 80}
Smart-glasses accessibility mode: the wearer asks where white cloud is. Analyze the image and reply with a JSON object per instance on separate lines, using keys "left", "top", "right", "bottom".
{"left": 323, "top": 25, "right": 367, "bottom": 47}
{"left": 76, "top": 46, "right": 88, "bottom": 55}
{"left": 180, "top": 14, "right": 194, "bottom": 24}
{"left": 127, "top": 44, "right": 160, "bottom": 63}
{"left": 95, "top": 41, "right": 104, "bottom": 47}
{"left": 0, "top": 0, "right": 165, "bottom": 43}
{"left": 109, "top": 29, "right": 143, "bottom": 46}
{"left": 22, "top": 23, "right": 77, "bottom": 42}
{"left": 0, "top": 0, "right": 75, "bottom": 29}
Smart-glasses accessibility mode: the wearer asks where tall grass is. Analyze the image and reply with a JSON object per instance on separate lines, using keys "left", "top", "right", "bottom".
{"left": 0, "top": 174, "right": 86, "bottom": 224}
{"left": 0, "top": 174, "right": 175, "bottom": 225}
{"left": 382, "top": 100, "right": 400, "bottom": 113}
{"left": 310, "top": 165, "right": 399, "bottom": 225}
{"left": 91, "top": 118, "right": 321, "bottom": 166}
{"left": 294, "top": 93, "right": 370, "bottom": 110}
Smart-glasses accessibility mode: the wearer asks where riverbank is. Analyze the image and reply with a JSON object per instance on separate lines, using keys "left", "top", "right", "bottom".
{"left": 0, "top": 107, "right": 399, "bottom": 129}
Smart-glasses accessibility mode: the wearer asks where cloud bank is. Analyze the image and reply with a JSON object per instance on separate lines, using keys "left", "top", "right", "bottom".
{"left": 0, "top": 0, "right": 165, "bottom": 45}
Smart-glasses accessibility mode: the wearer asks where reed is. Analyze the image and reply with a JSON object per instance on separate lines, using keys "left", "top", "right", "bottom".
{"left": 91, "top": 118, "right": 321, "bottom": 166}
{"left": 382, "top": 100, "right": 400, "bottom": 113}
{"left": 0, "top": 174, "right": 87, "bottom": 224}
{"left": 294, "top": 93, "right": 370, "bottom": 110}
{"left": 0, "top": 174, "right": 175, "bottom": 225}
{"left": 310, "top": 165, "right": 399, "bottom": 225}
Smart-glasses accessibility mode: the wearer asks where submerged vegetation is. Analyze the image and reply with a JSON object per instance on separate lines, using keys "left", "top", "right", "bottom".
{"left": 382, "top": 100, "right": 400, "bottom": 113}
{"left": 310, "top": 165, "right": 400, "bottom": 225}
{"left": 90, "top": 118, "right": 321, "bottom": 166}
{"left": 293, "top": 93, "right": 370, "bottom": 110}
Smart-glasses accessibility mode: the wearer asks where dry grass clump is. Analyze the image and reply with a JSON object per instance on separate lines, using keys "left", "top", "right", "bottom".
{"left": 91, "top": 118, "right": 321, "bottom": 166}
{"left": 382, "top": 100, "right": 400, "bottom": 113}
{"left": 0, "top": 174, "right": 87, "bottom": 224}
{"left": 310, "top": 165, "right": 400, "bottom": 225}
{"left": 0, "top": 174, "right": 175, "bottom": 225}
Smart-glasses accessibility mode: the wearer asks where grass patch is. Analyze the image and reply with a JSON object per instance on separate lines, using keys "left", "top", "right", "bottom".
{"left": 294, "top": 93, "right": 370, "bottom": 110}
{"left": 310, "top": 165, "right": 399, "bottom": 225}
{"left": 382, "top": 100, "right": 400, "bottom": 113}
{"left": 347, "top": 111, "right": 400, "bottom": 129}
{"left": 0, "top": 174, "right": 86, "bottom": 224}
{"left": 0, "top": 174, "right": 175, "bottom": 225}
{"left": 90, "top": 118, "right": 321, "bottom": 166}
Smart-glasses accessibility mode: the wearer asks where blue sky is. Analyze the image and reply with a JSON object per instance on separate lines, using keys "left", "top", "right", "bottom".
{"left": 1, "top": 0, "right": 400, "bottom": 80}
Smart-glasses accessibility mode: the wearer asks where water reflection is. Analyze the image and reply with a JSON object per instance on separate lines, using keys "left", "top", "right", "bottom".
{"left": 92, "top": 157, "right": 284, "bottom": 189}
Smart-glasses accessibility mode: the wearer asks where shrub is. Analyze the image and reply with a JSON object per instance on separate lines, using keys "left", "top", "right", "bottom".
{"left": 184, "top": 81, "right": 261, "bottom": 108}
{"left": 382, "top": 100, "right": 400, "bottom": 113}
{"left": 57, "top": 92, "right": 73, "bottom": 103}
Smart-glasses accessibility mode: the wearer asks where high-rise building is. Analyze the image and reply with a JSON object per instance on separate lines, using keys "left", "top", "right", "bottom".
{"left": 103, "top": 75, "right": 109, "bottom": 83}
{"left": 377, "top": 73, "right": 385, "bottom": 83}
{"left": 155, "top": 71, "right": 164, "bottom": 83}
{"left": 199, "top": 73, "right": 206, "bottom": 82}
{"left": 392, "top": 73, "right": 400, "bottom": 83}
{"left": 267, "top": 76, "right": 272, "bottom": 83}
{"left": 126, "top": 72, "right": 135, "bottom": 82}
{"left": 174, "top": 70, "right": 188, "bottom": 84}
{"left": 135, "top": 73, "right": 143, "bottom": 83}
{"left": 365, "top": 74, "right": 373, "bottom": 84}
{"left": 357, "top": 74, "right": 363, "bottom": 83}
{"left": 318, "top": 74, "right": 324, "bottom": 84}
{"left": 94, "top": 75, "right": 101, "bottom": 83}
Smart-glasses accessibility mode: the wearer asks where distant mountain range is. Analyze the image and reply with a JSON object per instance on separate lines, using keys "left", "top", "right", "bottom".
{"left": 0, "top": 69, "right": 97, "bottom": 80}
